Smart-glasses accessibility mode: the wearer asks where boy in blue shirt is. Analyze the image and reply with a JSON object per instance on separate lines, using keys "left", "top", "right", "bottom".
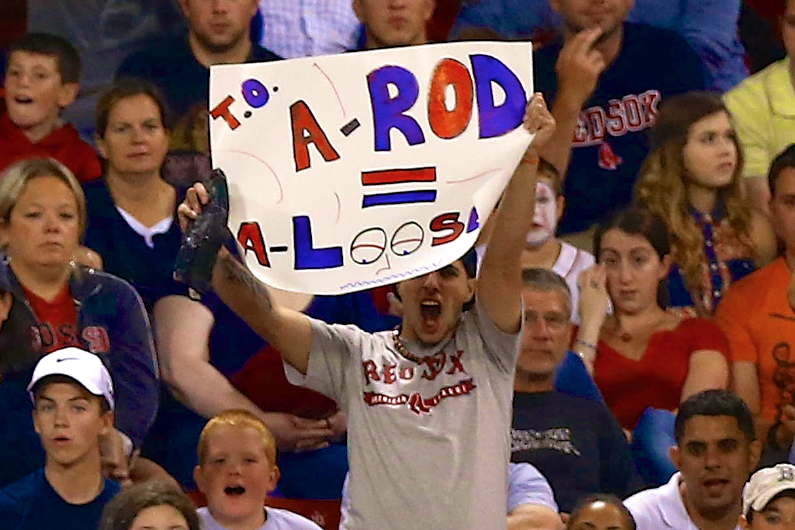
{"left": 0, "top": 347, "right": 120, "bottom": 529}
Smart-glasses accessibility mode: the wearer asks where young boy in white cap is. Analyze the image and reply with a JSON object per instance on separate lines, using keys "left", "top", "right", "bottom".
{"left": 742, "top": 463, "right": 795, "bottom": 530}
{"left": 0, "top": 347, "right": 121, "bottom": 530}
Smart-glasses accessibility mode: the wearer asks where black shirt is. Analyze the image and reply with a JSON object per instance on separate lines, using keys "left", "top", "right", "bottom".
{"left": 511, "top": 391, "right": 639, "bottom": 512}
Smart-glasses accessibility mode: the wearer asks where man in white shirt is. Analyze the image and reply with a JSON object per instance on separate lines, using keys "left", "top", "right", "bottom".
{"left": 625, "top": 389, "right": 761, "bottom": 530}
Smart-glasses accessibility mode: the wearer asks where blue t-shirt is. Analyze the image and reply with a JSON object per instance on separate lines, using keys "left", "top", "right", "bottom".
{"left": 0, "top": 468, "right": 120, "bottom": 530}
{"left": 534, "top": 23, "right": 705, "bottom": 234}
{"left": 84, "top": 178, "right": 189, "bottom": 312}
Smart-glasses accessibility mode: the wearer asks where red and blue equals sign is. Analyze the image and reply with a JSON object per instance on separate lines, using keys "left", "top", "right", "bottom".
{"left": 361, "top": 167, "right": 437, "bottom": 208}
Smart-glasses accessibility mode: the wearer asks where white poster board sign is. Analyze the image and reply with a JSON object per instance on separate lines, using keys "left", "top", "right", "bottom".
{"left": 209, "top": 41, "right": 533, "bottom": 295}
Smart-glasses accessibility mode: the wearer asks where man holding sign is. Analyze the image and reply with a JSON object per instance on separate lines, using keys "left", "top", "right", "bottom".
{"left": 178, "top": 92, "right": 554, "bottom": 529}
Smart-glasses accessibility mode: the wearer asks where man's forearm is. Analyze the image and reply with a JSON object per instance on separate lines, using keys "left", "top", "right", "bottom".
{"left": 508, "top": 505, "right": 563, "bottom": 530}
{"left": 166, "top": 360, "right": 266, "bottom": 421}
{"left": 210, "top": 249, "right": 313, "bottom": 373}
{"left": 211, "top": 250, "right": 279, "bottom": 342}
{"left": 482, "top": 154, "right": 539, "bottom": 267}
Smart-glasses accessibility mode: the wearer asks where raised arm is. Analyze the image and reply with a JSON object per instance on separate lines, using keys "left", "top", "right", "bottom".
{"left": 479, "top": 93, "right": 556, "bottom": 333}
{"left": 178, "top": 187, "right": 314, "bottom": 374}
{"left": 571, "top": 265, "right": 609, "bottom": 375}
{"left": 538, "top": 28, "right": 606, "bottom": 176}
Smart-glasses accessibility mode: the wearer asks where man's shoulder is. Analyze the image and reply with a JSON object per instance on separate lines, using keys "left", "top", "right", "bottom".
{"left": 249, "top": 45, "right": 282, "bottom": 63}
{"left": 117, "top": 35, "right": 192, "bottom": 78}
{"left": 516, "top": 391, "right": 614, "bottom": 422}
{"left": 622, "top": 21, "right": 673, "bottom": 38}
{"left": 265, "top": 506, "right": 324, "bottom": 529}
{"left": 620, "top": 22, "right": 700, "bottom": 68}
{"left": 622, "top": 22, "right": 689, "bottom": 48}
{"left": 98, "top": 478, "right": 121, "bottom": 502}
{"left": 625, "top": 475, "right": 685, "bottom": 529}
{"left": 0, "top": 469, "right": 43, "bottom": 512}
{"left": 723, "top": 257, "right": 788, "bottom": 305}
{"left": 534, "top": 38, "right": 563, "bottom": 65}
{"left": 728, "top": 58, "right": 789, "bottom": 97}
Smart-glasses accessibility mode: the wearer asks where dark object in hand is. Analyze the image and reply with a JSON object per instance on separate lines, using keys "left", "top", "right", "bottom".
{"left": 173, "top": 169, "right": 230, "bottom": 293}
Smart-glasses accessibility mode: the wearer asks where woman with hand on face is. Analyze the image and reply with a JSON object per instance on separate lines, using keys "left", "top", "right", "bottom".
{"left": 0, "top": 157, "right": 158, "bottom": 488}
{"left": 573, "top": 207, "right": 730, "bottom": 484}
{"left": 635, "top": 91, "right": 776, "bottom": 317}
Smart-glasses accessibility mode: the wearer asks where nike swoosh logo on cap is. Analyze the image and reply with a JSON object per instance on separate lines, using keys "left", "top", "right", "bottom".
{"left": 55, "top": 357, "right": 79, "bottom": 363}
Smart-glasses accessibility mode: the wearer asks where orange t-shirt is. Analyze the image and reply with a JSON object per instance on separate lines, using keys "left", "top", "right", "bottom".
{"left": 716, "top": 257, "right": 795, "bottom": 423}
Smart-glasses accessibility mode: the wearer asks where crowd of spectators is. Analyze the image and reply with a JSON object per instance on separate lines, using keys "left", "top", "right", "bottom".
{"left": 1, "top": 0, "right": 795, "bottom": 529}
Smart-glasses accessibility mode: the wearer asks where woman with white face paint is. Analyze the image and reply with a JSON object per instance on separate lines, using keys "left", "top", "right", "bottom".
{"left": 476, "top": 158, "right": 595, "bottom": 323}
{"left": 521, "top": 161, "right": 595, "bottom": 324}
{"left": 477, "top": 159, "right": 595, "bottom": 323}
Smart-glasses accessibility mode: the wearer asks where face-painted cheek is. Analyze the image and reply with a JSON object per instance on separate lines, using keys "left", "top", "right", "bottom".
{"left": 525, "top": 182, "right": 558, "bottom": 246}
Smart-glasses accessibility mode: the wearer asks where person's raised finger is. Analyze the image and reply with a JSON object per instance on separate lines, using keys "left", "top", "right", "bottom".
{"left": 184, "top": 187, "right": 202, "bottom": 213}
{"left": 194, "top": 182, "right": 210, "bottom": 205}
{"left": 565, "top": 27, "right": 601, "bottom": 57}
{"left": 579, "top": 26, "right": 604, "bottom": 51}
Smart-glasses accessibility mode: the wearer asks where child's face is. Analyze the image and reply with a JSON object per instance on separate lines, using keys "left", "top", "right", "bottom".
{"left": 569, "top": 501, "right": 632, "bottom": 530}
{"left": 130, "top": 504, "right": 189, "bottom": 530}
{"left": 32, "top": 382, "right": 112, "bottom": 468}
{"left": 194, "top": 425, "right": 279, "bottom": 527}
{"left": 742, "top": 496, "right": 795, "bottom": 530}
{"left": 525, "top": 177, "right": 562, "bottom": 247}
{"left": 4, "top": 51, "right": 77, "bottom": 140}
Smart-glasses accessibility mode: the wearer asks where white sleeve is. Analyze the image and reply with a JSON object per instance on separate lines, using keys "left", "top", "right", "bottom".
{"left": 283, "top": 316, "right": 369, "bottom": 404}
{"left": 507, "top": 462, "right": 559, "bottom": 513}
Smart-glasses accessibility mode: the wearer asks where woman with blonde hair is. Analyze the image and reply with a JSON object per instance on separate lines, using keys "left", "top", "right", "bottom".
{"left": 635, "top": 91, "right": 775, "bottom": 316}
{"left": 0, "top": 157, "right": 158, "bottom": 488}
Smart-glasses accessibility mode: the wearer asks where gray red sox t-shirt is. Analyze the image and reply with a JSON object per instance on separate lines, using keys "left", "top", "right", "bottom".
{"left": 285, "top": 301, "right": 522, "bottom": 530}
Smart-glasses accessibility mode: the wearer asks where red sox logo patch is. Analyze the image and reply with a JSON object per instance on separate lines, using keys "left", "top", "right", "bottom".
{"left": 598, "top": 142, "right": 623, "bottom": 170}
{"left": 364, "top": 378, "right": 477, "bottom": 415}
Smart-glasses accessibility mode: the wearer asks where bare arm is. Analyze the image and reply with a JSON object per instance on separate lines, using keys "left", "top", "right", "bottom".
{"left": 508, "top": 505, "right": 564, "bottom": 530}
{"left": 750, "top": 209, "right": 777, "bottom": 267}
{"left": 154, "top": 294, "right": 268, "bottom": 416}
{"left": 178, "top": 186, "right": 314, "bottom": 375}
{"left": 479, "top": 93, "right": 556, "bottom": 333}
{"left": 680, "top": 349, "right": 729, "bottom": 402}
{"left": 154, "top": 294, "right": 332, "bottom": 450}
{"left": 733, "top": 361, "right": 772, "bottom": 444}
{"left": 538, "top": 28, "right": 606, "bottom": 176}
{"left": 733, "top": 361, "right": 793, "bottom": 450}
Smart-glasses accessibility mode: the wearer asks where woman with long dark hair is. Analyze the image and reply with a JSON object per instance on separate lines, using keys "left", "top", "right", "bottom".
{"left": 635, "top": 91, "right": 775, "bottom": 316}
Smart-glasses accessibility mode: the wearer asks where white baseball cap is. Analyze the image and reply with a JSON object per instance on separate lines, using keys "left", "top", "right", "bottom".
{"left": 744, "top": 463, "right": 795, "bottom": 516}
{"left": 27, "top": 347, "right": 115, "bottom": 411}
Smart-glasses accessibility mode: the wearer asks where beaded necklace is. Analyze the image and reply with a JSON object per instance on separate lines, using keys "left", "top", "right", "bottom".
{"left": 391, "top": 324, "right": 459, "bottom": 364}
